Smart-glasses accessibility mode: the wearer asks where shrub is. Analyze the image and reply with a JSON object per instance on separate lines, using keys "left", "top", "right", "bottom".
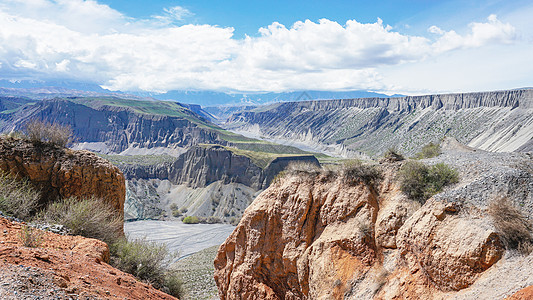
{"left": 19, "top": 225, "right": 43, "bottom": 248}
{"left": 286, "top": 161, "right": 321, "bottom": 174}
{"left": 382, "top": 147, "right": 405, "bottom": 162}
{"left": 23, "top": 119, "right": 74, "bottom": 148}
{"left": 488, "top": 197, "right": 533, "bottom": 255}
{"left": 172, "top": 209, "right": 182, "bottom": 218}
{"left": 342, "top": 160, "right": 382, "bottom": 187}
{"left": 415, "top": 142, "right": 441, "bottom": 159}
{"left": 0, "top": 172, "right": 40, "bottom": 220}
{"left": 182, "top": 216, "right": 199, "bottom": 224}
{"left": 36, "top": 196, "right": 122, "bottom": 245}
{"left": 399, "top": 161, "right": 459, "bottom": 203}
{"left": 110, "top": 238, "right": 183, "bottom": 298}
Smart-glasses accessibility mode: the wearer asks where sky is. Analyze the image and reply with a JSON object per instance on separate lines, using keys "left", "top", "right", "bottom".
{"left": 0, "top": 0, "right": 532, "bottom": 95}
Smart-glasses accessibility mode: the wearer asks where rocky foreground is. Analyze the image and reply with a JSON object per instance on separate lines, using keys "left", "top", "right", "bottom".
{"left": 214, "top": 146, "right": 533, "bottom": 299}
{"left": 0, "top": 216, "right": 176, "bottom": 299}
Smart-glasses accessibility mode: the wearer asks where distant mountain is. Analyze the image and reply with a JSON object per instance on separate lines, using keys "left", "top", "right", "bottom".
{"left": 0, "top": 80, "right": 402, "bottom": 106}
{"left": 146, "top": 90, "right": 404, "bottom": 106}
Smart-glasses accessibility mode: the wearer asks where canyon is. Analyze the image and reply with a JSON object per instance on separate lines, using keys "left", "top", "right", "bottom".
{"left": 224, "top": 89, "right": 533, "bottom": 157}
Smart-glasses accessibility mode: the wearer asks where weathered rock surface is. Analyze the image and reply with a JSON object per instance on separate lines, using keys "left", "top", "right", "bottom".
{"left": 225, "top": 89, "right": 533, "bottom": 156}
{"left": 121, "top": 145, "right": 320, "bottom": 221}
{"left": 0, "top": 216, "right": 177, "bottom": 299}
{"left": 0, "top": 136, "right": 125, "bottom": 214}
{"left": 122, "top": 145, "right": 320, "bottom": 190}
{"left": 214, "top": 149, "right": 533, "bottom": 299}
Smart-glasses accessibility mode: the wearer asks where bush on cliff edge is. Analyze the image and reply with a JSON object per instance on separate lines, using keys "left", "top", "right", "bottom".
{"left": 23, "top": 119, "right": 74, "bottom": 148}
{"left": 488, "top": 197, "right": 533, "bottom": 255}
{"left": 399, "top": 161, "right": 459, "bottom": 203}
{"left": 36, "top": 196, "right": 123, "bottom": 245}
{"left": 111, "top": 238, "right": 183, "bottom": 298}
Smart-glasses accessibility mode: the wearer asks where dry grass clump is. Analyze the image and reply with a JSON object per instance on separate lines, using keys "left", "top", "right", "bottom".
{"left": 19, "top": 225, "right": 43, "bottom": 248}
{"left": 341, "top": 160, "right": 382, "bottom": 187}
{"left": 0, "top": 172, "right": 40, "bottom": 220}
{"left": 488, "top": 197, "right": 533, "bottom": 255}
{"left": 24, "top": 119, "right": 74, "bottom": 148}
{"left": 285, "top": 161, "right": 322, "bottom": 174}
{"left": 398, "top": 161, "right": 459, "bottom": 204}
{"left": 36, "top": 196, "right": 123, "bottom": 245}
{"left": 111, "top": 238, "right": 183, "bottom": 298}
{"left": 382, "top": 147, "right": 405, "bottom": 162}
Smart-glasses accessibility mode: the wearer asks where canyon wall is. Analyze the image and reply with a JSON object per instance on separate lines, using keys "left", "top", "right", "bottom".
{"left": 225, "top": 89, "right": 533, "bottom": 156}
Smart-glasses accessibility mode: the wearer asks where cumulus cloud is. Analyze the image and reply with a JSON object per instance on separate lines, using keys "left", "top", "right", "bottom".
{"left": 0, "top": 0, "right": 522, "bottom": 93}
{"left": 430, "top": 14, "right": 516, "bottom": 53}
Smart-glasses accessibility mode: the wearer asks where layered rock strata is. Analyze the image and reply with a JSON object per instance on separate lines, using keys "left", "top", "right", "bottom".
{"left": 225, "top": 89, "right": 533, "bottom": 156}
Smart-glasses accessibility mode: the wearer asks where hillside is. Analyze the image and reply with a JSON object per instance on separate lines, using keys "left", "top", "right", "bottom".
{"left": 224, "top": 89, "right": 533, "bottom": 157}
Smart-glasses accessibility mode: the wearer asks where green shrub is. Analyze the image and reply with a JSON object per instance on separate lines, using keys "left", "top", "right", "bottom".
{"left": 182, "top": 216, "right": 199, "bottom": 224}
{"left": 23, "top": 119, "right": 74, "bottom": 148}
{"left": 110, "top": 238, "right": 183, "bottom": 298}
{"left": 488, "top": 197, "right": 533, "bottom": 255}
{"left": 0, "top": 172, "right": 40, "bottom": 220}
{"left": 399, "top": 161, "right": 459, "bottom": 203}
{"left": 172, "top": 209, "right": 182, "bottom": 218}
{"left": 342, "top": 160, "right": 382, "bottom": 187}
{"left": 415, "top": 142, "right": 441, "bottom": 159}
{"left": 19, "top": 225, "right": 43, "bottom": 248}
{"left": 36, "top": 196, "right": 122, "bottom": 245}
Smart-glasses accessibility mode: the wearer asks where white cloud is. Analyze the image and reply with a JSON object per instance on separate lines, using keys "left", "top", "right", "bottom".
{"left": 0, "top": 0, "right": 528, "bottom": 94}
{"left": 430, "top": 14, "right": 516, "bottom": 53}
{"left": 155, "top": 6, "right": 194, "bottom": 23}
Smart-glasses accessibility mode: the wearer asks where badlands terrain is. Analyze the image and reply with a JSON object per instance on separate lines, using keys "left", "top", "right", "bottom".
{"left": 0, "top": 87, "right": 531, "bottom": 299}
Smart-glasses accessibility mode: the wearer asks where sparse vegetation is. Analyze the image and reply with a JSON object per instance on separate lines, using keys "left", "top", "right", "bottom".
{"left": 182, "top": 216, "right": 200, "bottom": 224}
{"left": 414, "top": 142, "right": 441, "bottom": 159}
{"left": 36, "top": 196, "right": 122, "bottom": 245}
{"left": 110, "top": 238, "right": 183, "bottom": 298}
{"left": 488, "top": 197, "right": 533, "bottom": 255}
{"left": 0, "top": 172, "right": 40, "bottom": 220}
{"left": 341, "top": 160, "right": 382, "bottom": 187}
{"left": 382, "top": 147, "right": 405, "bottom": 162}
{"left": 19, "top": 225, "right": 43, "bottom": 248}
{"left": 23, "top": 119, "right": 74, "bottom": 147}
{"left": 398, "top": 161, "right": 459, "bottom": 203}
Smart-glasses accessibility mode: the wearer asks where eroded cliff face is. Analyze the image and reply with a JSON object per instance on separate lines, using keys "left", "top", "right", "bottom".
{"left": 121, "top": 145, "right": 320, "bottom": 221}
{"left": 0, "top": 136, "right": 125, "bottom": 215}
{"left": 225, "top": 89, "right": 533, "bottom": 156}
{"left": 214, "top": 150, "right": 533, "bottom": 299}
{"left": 1, "top": 98, "right": 223, "bottom": 154}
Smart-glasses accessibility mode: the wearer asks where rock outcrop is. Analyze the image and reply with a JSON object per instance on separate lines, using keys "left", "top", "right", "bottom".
{"left": 225, "top": 89, "right": 533, "bottom": 156}
{"left": 0, "top": 136, "right": 125, "bottom": 215}
{"left": 215, "top": 149, "right": 533, "bottom": 299}
{"left": 0, "top": 216, "right": 176, "bottom": 299}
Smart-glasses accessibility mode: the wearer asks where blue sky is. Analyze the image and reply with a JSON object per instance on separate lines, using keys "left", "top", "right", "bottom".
{"left": 0, "top": 0, "right": 532, "bottom": 95}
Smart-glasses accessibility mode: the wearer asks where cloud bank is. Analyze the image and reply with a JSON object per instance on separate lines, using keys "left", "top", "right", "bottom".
{"left": 0, "top": 0, "right": 523, "bottom": 94}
